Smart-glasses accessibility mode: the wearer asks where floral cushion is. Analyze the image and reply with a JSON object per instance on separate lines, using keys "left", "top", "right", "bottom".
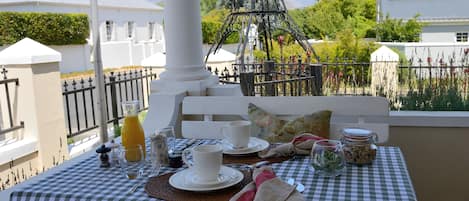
{"left": 248, "top": 103, "right": 332, "bottom": 142}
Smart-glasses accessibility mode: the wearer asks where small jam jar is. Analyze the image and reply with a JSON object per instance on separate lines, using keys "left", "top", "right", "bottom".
{"left": 340, "top": 128, "right": 378, "bottom": 165}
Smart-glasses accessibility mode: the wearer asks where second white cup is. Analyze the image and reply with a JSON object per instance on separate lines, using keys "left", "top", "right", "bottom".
{"left": 182, "top": 144, "right": 223, "bottom": 183}
{"left": 222, "top": 121, "right": 251, "bottom": 149}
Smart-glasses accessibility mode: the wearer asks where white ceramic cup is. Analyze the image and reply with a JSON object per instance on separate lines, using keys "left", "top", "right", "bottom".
{"left": 222, "top": 121, "right": 251, "bottom": 149}
{"left": 182, "top": 144, "right": 223, "bottom": 182}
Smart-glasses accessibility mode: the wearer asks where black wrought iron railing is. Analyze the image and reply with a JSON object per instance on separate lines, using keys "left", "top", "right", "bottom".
{"left": 0, "top": 68, "right": 24, "bottom": 137}
{"left": 62, "top": 68, "right": 157, "bottom": 138}
{"left": 212, "top": 58, "right": 320, "bottom": 96}
{"left": 211, "top": 56, "right": 469, "bottom": 111}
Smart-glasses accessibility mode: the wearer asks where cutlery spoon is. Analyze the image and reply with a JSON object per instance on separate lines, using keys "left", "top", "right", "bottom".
{"left": 127, "top": 169, "right": 145, "bottom": 194}
{"left": 128, "top": 181, "right": 143, "bottom": 194}
{"left": 180, "top": 139, "right": 197, "bottom": 150}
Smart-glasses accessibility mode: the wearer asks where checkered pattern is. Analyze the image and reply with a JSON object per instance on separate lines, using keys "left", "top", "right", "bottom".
{"left": 10, "top": 139, "right": 416, "bottom": 201}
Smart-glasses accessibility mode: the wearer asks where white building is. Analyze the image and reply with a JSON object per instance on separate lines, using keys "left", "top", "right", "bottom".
{"left": 381, "top": 0, "right": 469, "bottom": 43}
{"left": 0, "top": 0, "right": 165, "bottom": 72}
{"left": 379, "top": 0, "right": 469, "bottom": 66}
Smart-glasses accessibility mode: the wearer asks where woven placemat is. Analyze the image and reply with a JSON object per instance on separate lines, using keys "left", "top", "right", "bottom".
{"left": 145, "top": 171, "right": 252, "bottom": 201}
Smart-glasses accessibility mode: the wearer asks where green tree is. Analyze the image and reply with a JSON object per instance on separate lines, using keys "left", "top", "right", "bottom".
{"left": 201, "top": 9, "right": 239, "bottom": 44}
{"left": 201, "top": 0, "right": 218, "bottom": 16}
{"left": 200, "top": 0, "right": 244, "bottom": 16}
{"left": 289, "top": 0, "right": 376, "bottom": 39}
{"left": 376, "top": 14, "right": 424, "bottom": 42}
{"left": 202, "top": 8, "right": 230, "bottom": 22}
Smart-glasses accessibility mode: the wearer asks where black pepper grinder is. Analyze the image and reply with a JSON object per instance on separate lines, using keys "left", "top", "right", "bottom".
{"left": 96, "top": 144, "right": 112, "bottom": 168}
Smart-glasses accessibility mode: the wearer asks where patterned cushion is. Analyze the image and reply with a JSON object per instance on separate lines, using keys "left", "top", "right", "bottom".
{"left": 248, "top": 103, "right": 331, "bottom": 142}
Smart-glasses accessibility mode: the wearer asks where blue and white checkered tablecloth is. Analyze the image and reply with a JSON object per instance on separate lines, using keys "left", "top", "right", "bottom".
{"left": 9, "top": 138, "right": 417, "bottom": 201}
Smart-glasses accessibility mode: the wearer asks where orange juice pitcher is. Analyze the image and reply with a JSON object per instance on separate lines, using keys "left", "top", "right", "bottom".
{"left": 121, "top": 100, "right": 146, "bottom": 159}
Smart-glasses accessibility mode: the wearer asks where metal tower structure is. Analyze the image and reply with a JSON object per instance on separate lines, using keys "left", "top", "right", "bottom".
{"left": 205, "top": 0, "right": 318, "bottom": 66}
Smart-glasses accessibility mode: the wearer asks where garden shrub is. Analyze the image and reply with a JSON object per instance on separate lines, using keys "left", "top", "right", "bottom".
{"left": 0, "top": 12, "right": 89, "bottom": 46}
{"left": 202, "top": 20, "right": 239, "bottom": 44}
{"left": 202, "top": 20, "right": 222, "bottom": 44}
{"left": 201, "top": 8, "right": 239, "bottom": 44}
{"left": 398, "top": 84, "right": 469, "bottom": 111}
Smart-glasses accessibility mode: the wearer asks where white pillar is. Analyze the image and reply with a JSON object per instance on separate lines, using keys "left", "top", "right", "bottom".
{"left": 145, "top": 0, "right": 220, "bottom": 136}
{"left": 151, "top": 0, "right": 218, "bottom": 97}
{"left": 159, "top": 0, "right": 211, "bottom": 82}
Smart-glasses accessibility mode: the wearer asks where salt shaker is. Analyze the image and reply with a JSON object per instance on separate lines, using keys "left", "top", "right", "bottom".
{"left": 150, "top": 134, "right": 169, "bottom": 166}
{"left": 108, "top": 140, "right": 120, "bottom": 167}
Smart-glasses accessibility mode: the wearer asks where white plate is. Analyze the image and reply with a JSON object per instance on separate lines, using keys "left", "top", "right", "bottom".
{"left": 222, "top": 137, "right": 269, "bottom": 155}
{"left": 169, "top": 166, "right": 244, "bottom": 192}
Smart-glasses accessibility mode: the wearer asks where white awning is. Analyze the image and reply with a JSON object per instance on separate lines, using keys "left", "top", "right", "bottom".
{"left": 204, "top": 48, "right": 236, "bottom": 63}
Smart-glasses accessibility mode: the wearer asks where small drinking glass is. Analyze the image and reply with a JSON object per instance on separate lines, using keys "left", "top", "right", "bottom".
{"left": 310, "top": 139, "right": 346, "bottom": 177}
{"left": 157, "top": 126, "right": 176, "bottom": 154}
{"left": 119, "top": 145, "right": 144, "bottom": 180}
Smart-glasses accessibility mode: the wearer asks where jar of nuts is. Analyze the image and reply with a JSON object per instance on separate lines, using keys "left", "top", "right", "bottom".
{"left": 340, "top": 128, "right": 378, "bottom": 165}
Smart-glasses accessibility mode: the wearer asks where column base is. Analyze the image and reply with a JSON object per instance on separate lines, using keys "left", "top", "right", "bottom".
{"left": 151, "top": 74, "right": 219, "bottom": 96}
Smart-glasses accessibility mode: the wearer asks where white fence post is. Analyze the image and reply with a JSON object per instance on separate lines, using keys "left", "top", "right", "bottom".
{"left": 371, "top": 46, "right": 399, "bottom": 103}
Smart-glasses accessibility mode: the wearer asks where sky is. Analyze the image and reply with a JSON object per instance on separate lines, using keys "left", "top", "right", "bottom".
{"left": 284, "top": 0, "right": 317, "bottom": 9}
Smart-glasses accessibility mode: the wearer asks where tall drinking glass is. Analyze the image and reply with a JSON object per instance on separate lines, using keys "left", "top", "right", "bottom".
{"left": 310, "top": 139, "right": 346, "bottom": 177}
{"left": 119, "top": 145, "right": 144, "bottom": 180}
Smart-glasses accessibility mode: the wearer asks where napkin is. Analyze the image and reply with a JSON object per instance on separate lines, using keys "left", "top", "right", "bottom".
{"left": 258, "top": 133, "right": 325, "bottom": 158}
{"left": 230, "top": 166, "right": 304, "bottom": 201}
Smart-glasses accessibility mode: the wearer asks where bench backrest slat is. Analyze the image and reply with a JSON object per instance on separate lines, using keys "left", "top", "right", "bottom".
{"left": 182, "top": 96, "right": 389, "bottom": 143}
{"left": 183, "top": 96, "right": 389, "bottom": 116}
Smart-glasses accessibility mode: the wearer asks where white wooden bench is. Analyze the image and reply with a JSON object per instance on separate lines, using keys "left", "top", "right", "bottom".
{"left": 181, "top": 96, "right": 390, "bottom": 143}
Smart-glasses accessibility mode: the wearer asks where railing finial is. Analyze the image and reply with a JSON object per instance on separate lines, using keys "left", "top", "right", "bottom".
{"left": 1, "top": 66, "right": 7, "bottom": 80}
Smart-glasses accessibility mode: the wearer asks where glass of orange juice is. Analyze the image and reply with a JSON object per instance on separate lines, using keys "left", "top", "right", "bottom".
{"left": 121, "top": 100, "right": 146, "bottom": 158}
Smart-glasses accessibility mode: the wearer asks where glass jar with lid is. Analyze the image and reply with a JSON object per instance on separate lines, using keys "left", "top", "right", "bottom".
{"left": 340, "top": 128, "right": 378, "bottom": 165}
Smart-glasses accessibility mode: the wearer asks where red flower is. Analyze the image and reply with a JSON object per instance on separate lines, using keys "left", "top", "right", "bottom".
{"left": 277, "top": 35, "right": 284, "bottom": 46}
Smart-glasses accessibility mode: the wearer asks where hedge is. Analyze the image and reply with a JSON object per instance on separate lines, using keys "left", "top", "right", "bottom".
{"left": 202, "top": 20, "right": 222, "bottom": 44}
{"left": 202, "top": 20, "right": 239, "bottom": 44}
{"left": 0, "top": 12, "right": 89, "bottom": 46}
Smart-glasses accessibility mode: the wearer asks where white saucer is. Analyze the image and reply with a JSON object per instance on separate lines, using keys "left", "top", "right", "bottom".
{"left": 222, "top": 137, "right": 269, "bottom": 155}
{"left": 190, "top": 174, "right": 229, "bottom": 187}
{"left": 169, "top": 166, "right": 244, "bottom": 191}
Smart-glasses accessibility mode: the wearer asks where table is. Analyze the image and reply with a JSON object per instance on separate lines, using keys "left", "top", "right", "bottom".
{"left": 9, "top": 138, "right": 417, "bottom": 201}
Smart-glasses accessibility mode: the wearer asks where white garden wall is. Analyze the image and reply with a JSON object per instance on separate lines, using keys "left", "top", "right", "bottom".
{"left": 1, "top": 40, "right": 165, "bottom": 73}
{"left": 380, "top": 42, "right": 469, "bottom": 65}
{"left": 50, "top": 45, "right": 92, "bottom": 73}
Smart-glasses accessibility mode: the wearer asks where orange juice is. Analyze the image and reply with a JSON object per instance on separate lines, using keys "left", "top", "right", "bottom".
{"left": 121, "top": 115, "right": 146, "bottom": 160}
